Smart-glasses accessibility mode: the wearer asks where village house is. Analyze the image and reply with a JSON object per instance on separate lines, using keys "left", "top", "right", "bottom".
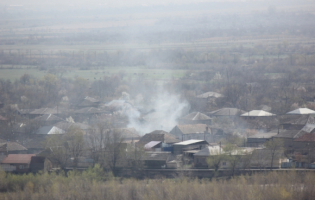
{"left": 208, "top": 108, "right": 245, "bottom": 118}
{"left": 179, "top": 112, "right": 212, "bottom": 125}
{"left": 28, "top": 107, "right": 63, "bottom": 118}
{"left": 286, "top": 108, "right": 315, "bottom": 115}
{"left": 143, "top": 152, "right": 178, "bottom": 169}
{"left": 33, "top": 114, "right": 64, "bottom": 126}
{"left": 173, "top": 139, "right": 209, "bottom": 155}
{"left": 34, "top": 125, "right": 65, "bottom": 135}
{"left": 170, "top": 124, "right": 212, "bottom": 142}
{"left": 281, "top": 115, "right": 315, "bottom": 130}
{"left": 240, "top": 110, "right": 276, "bottom": 120}
{"left": 0, "top": 141, "right": 28, "bottom": 154}
{"left": 54, "top": 121, "right": 92, "bottom": 135}
{"left": 273, "top": 123, "right": 315, "bottom": 150}
{"left": 193, "top": 145, "right": 256, "bottom": 169}
{"left": 0, "top": 154, "right": 46, "bottom": 173}
{"left": 137, "top": 130, "right": 180, "bottom": 152}
{"left": 247, "top": 129, "right": 284, "bottom": 147}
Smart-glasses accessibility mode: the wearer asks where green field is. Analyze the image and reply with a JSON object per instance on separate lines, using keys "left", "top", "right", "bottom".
{"left": 0, "top": 66, "right": 187, "bottom": 82}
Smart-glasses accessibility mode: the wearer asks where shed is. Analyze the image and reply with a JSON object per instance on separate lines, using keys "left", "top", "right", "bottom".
{"left": 1, "top": 154, "right": 35, "bottom": 172}
{"left": 173, "top": 139, "right": 209, "bottom": 155}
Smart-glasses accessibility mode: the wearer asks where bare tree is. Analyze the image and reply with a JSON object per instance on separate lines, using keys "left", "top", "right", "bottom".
{"left": 264, "top": 138, "right": 284, "bottom": 169}
{"left": 87, "top": 122, "right": 108, "bottom": 165}
{"left": 64, "top": 126, "right": 85, "bottom": 168}
{"left": 45, "top": 126, "right": 85, "bottom": 169}
{"left": 45, "top": 135, "right": 69, "bottom": 170}
{"left": 102, "top": 129, "right": 126, "bottom": 175}
{"left": 87, "top": 122, "right": 126, "bottom": 175}
{"left": 206, "top": 149, "right": 227, "bottom": 172}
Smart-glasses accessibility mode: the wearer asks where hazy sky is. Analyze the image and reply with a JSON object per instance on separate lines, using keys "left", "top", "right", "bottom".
{"left": 2, "top": 0, "right": 272, "bottom": 7}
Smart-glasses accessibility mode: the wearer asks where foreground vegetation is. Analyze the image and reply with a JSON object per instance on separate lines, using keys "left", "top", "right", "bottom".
{"left": 0, "top": 167, "right": 315, "bottom": 200}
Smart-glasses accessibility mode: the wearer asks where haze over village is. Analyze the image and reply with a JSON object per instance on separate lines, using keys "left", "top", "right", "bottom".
{"left": 0, "top": 0, "right": 315, "bottom": 199}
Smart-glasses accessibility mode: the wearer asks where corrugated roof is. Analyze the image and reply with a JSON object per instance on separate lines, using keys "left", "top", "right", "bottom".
{"left": 1, "top": 154, "right": 35, "bottom": 164}
{"left": 196, "top": 92, "right": 223, "bottom": 99}
{"left": 181, "top": 112, "right": 211, "bottom": 120}
{"left": 144, "top": 141, "right": 162, "bottom": 150}
{"left": 241, "top": 110, "right": 275, "bottom": 117}
{"left": 174, "top": 139, "right": 208, "bottom": 145}
{"left": 175, "top": 124, "right": 210, "bottom": 134}
{"left": 209, "top": 108, "right": 245, "bottom": 116}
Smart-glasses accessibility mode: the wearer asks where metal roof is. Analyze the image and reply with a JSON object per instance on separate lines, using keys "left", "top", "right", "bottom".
{"left": 241, "top": 110, "right": 275, "bottom": 117}
{"left": 144, "top": 141, "right": 162, "bottom": 150}
{"left": 174, "top": 139, "right": 208, "bottom": 145}
{"left": 35, "top": 126, "right": 65, "bottom": 135}
{"left": 286, "top": 108, "right": 315, "bottom": 115}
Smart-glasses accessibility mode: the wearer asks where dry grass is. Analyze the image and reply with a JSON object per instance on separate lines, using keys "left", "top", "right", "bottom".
{"left": 0, "top": 168, "right": 315, "bottom": 200}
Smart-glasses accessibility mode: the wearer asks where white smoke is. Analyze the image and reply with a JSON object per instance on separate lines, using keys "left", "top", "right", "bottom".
{"left": 106, "top": 91, "right": 190, "bottom": 135}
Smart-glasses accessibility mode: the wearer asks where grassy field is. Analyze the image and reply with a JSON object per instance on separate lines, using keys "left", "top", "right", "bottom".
{"left": 0, "top": 66, "right": 188, "bottom": 82}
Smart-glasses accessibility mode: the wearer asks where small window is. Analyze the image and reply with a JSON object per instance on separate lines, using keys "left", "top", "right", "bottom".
{"left": 19, "top": 165, "right": 24, "bottom": 169}
{"left": 222, "top": 162, "right": 226, "bottom": 166}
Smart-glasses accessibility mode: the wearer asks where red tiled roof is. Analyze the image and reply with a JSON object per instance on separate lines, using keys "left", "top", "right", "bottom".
{"left": 1, "top": 154, "right": 35, "bottom": 164}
